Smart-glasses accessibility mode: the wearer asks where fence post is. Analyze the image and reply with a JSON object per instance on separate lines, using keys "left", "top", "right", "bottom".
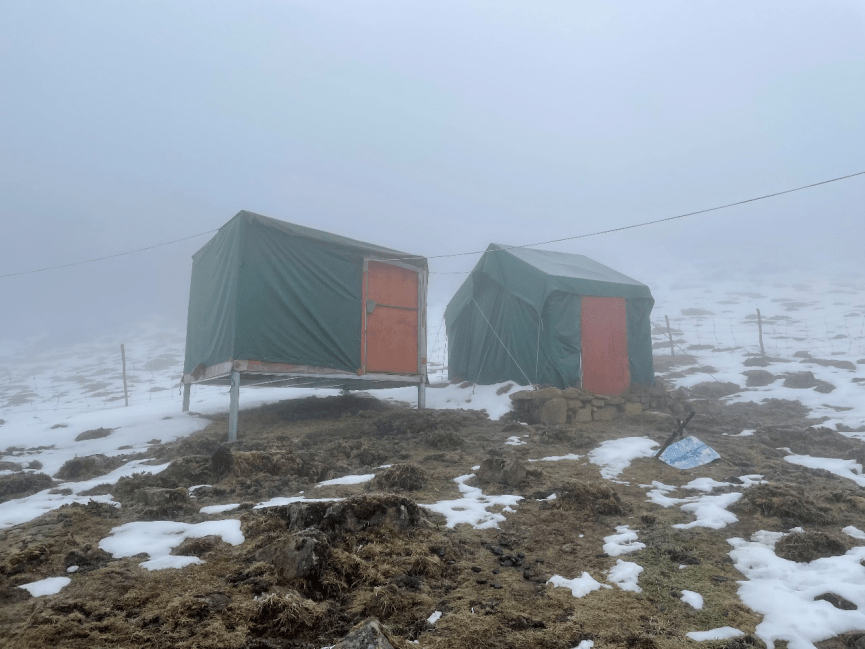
{"left": 665, "top": 315, "right": 674, "bottom": 356}
{"left": 121, "top": 344, "right": 129, "bottom": 407}
{"left": 756, "top": 309, "right": 765, "bottom": 356}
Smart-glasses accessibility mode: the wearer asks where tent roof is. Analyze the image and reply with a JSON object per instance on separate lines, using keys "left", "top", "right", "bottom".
{"left": 194, "top": 210, "right": 426, "bottom": 269}
{"left": 445, "top": 244, "right": 652, "bottom": 325}
{"left": 501, "top": 245, "right": 647, "bottom": 286}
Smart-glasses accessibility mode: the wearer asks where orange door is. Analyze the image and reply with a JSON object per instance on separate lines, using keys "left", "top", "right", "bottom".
{"left": 362, "top": 261, "right": 419, "bottom": 374}
{"left": 581, "top": 296, "right": 629, "bottom": 395}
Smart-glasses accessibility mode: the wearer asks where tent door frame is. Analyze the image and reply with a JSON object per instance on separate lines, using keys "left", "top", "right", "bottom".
{"left": 580, "top": 295, "right": 630, "bottom": 395}
{"left": 361, "top": 258, "right": 428, "bottom": 404}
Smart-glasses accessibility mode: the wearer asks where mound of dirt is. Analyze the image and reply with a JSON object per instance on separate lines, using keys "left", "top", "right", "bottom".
{"left": 248, "top": 591, "right": 327, "bottom": 638}
{"left": 743, "top": 356, "right": 789, "bottom": 368}
{"left": 74, "top": 427, "right": 114, "bottom": 441}
{"left": 742, "top": 369, "right": 776, "bottom": 387}
{"left": 555, "top": 481, "right": 629, "bottom": 516}
{"left": 55, "top": 454, "right": 125, "bottom": 481}
{"left": 756, "top": 426, "right": 861, "bottom": 459}
{"left": 157, "top": 455, "right": 219, "bottom": 487}
{"left": 231, "top": 451, "right": 301, "bottom": 478}
{"left": 261, "top": 394, "right": 391, "bottom": 422}
{"left": 331, "top": 618, "right": 398, "bottom": 649}
{"left": 2, "top": 544, "right": 50, "bottom": 576}
{"left": 63, "top": 543, "right": 112, "bottom": 573}
{"left": 775, "top": 531, "right": 847, "bottom": 563}
{"left": 257, "top": 494, "right": 427, "bottom": 541}
{"left": 800, "top": 358, "right": 857, "bottom": 371}
{"left": 536, "top": 426, "right": 575, "bottom": 444}
{"left": 732, "top": 483, "right": 836, "bottom": 525}
{"left": 134, "top": 487, "right": 193, "bottom": 520}
{"left": 172, "top": 535, "right": 229, "bottom": 558}
{"left": 782, "top": 371, "right": 835, "bottom": 393}
{"left": 689, "top": 381, "right": 742, "bottom": 398}
{"left": 0, "top": 472, "right": 53, "bottom": 503}
{"left": 477, "top": 458, "right": 527, "bottom": 487}
{"left": 373, "top": 409, "right": 484, "bottom": 440}
{"left": 371, "top": 464, "right": 428, "bottom": 491}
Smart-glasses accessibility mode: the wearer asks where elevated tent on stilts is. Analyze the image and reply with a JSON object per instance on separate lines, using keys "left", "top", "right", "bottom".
{"left": 181, "top": 211, "right": 428, "bottom": 439}
{"left": 444, "top": 244, "right": 654, "bottom": 395}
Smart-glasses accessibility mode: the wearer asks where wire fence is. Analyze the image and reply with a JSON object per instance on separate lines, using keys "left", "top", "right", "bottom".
{"left": 653, "top": 309, "right": 865, "bottom": 359}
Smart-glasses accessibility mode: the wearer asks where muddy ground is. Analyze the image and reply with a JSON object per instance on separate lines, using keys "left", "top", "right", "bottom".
{"left": 2, "top": 382, "right": 865, "bottom": 648}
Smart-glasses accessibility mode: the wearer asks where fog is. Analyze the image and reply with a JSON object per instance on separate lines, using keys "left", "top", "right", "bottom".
{"left": 1, "top": 1, "right": 863, "bottom": 353}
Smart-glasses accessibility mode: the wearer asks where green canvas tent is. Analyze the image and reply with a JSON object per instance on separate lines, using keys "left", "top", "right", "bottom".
{"left": 444, "top": 245, "right": 654, "bottom": 393}
{"left": 182, "top": 211, "right": 429, "bottom": 436}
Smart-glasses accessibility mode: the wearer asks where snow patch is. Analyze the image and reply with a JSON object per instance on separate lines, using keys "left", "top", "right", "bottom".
{"left": 99, "top": 519, "right": 244, "bottom": 570}
{"left": 422, "top": 474, "right": 522, "bottom": 529}
{"left": 18, "top": 576, "right": 71, "bottom": 596}
{"left": 547, "top": 572, "right": 611, "bottom": 598}
{"left": 602, "top": 525, "right": 645, "bottom": 556}
{"left": 588, "top": 437, "right": 657, "bottom": 479}
{"left": 680, "top": 589, "right": 704, "bottom": 609}
{"left": 607, "top": 560, "right": 643, "bottom": 592}
{"left": 317, "top": 473, "right": 376, "bottom": 487}
{"left": 200, "top": 503, "right": 241, "bottom": 514}
{"left": 784, "top": 454, "right": 865, "bottom": 488}
{"left": 527, "top": 453, "right": 582, "bottom": 463}
{"left": 686, "top": 627, "right": 744, "bottom": 641}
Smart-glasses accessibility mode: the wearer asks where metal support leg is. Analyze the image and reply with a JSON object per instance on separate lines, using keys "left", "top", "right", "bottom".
{"left": 182, "top": 383, "right": 191, "bottom": 412}
{"left": 417, "top": 382, "right": 426, "bottom": 410}
{"left": 228, "top": 370, "right": 240, "bottom": 443}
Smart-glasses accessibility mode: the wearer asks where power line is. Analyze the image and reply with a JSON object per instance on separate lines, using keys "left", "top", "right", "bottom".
{"left": 2, "top": 169, "right": 863, "bottom": 279}
{"left": 420, "top": 169, "right": 865, "bottom": 264}
{"left": 0, "top": 228, "right": 220, "bottom": 279}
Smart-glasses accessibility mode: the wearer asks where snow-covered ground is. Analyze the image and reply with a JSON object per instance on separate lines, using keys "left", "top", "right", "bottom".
{"left": 1, "top": 270, "right": 864, "bottom": 647}
{"left": 650, "top": 273, "right": 865, "bottom": 432}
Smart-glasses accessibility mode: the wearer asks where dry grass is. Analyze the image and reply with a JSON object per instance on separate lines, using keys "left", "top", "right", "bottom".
{"left": 371, "top": 463, "right": 428, "bottom": 491}
{"left": 732, "top": 482, "right": 837, "bottom": 525}
{"left": 775, "top": 531, "right": 847, "bottom": 563}
{"left": 555, "top": 480, "right": 630, "bottom": 516}
{"left": 74, "top": 427, "right": 113, "bottom": 441}
{"left": 248, "top": 591, "right": 326, "bottom": 636}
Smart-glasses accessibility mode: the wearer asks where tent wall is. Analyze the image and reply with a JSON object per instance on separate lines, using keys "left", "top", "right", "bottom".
{"left": 447, "top": 275, "right": 542, "bottom": 386}
{"left": 626, "top": 297, "right": 655, "bottom": 385}
{"left": 183, "top": 218, "right": 242, "bottom": 374}
{"left": 234, "top": 218, "right": 364, "bottom": 372}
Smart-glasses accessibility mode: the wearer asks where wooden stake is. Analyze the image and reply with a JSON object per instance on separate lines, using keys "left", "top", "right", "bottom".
{"left": 665, "top": 315, "right": 674, "bottom": 356}
{"left": 757, "top": 308, "right": 765, "bottom": 356}
{"left": 121, "top": 344, "right": 129, "bottom": 407}
{"left": 182, "top": 383, "right": 191, "bottom": 412}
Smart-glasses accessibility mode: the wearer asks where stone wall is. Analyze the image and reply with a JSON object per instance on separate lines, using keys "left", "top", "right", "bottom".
{"left": 508, "top": 381, "right": 693, "bottom": 425}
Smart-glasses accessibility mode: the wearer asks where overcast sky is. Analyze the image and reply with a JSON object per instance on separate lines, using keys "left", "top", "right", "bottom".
{"left": 1, "top": 1, "right": 863, "bottom": 350}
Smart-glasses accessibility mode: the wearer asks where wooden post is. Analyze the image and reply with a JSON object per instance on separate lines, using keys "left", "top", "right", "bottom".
{"left": 121, "top": 344, "right": 129, "bottom": 406}
{"left": 417, "top": 382, "right": 426, "bottom": 410}
{"left": 182, "top": 383, "right": 191, "bottom": 412}
{"left": 228, "top": 370, "right": 240, "bottom": 443}
{"left": 757, "top": 308, "right": 765, "bottom": 356}
{"left": 665, "top": 315, "right": 674, "bottom": 356}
